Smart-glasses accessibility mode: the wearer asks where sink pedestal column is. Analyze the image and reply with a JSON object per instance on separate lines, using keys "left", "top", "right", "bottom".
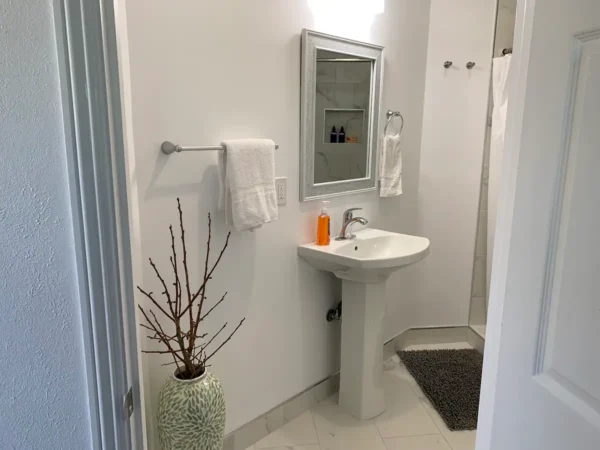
{"left": 339, "top": 279, "right": 386, "bottom": 420}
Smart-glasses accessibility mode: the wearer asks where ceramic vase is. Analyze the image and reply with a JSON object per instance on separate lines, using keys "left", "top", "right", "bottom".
{"left": 158, "top": 368, "right": 226, "bottom": 450}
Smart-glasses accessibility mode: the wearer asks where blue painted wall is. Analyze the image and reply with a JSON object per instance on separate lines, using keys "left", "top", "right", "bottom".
{"left": 0, "top": 0, "right": 91, "bottom": 448}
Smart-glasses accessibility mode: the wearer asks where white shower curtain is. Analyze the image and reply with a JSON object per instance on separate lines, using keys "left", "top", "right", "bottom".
{"left": 487, "top": 54, "right": 512, "bottom": 309}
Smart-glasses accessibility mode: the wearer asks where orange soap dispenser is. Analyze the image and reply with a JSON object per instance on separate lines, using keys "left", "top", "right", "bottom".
{"left": 317, "top": 201, "right": 331, "bottom": 246}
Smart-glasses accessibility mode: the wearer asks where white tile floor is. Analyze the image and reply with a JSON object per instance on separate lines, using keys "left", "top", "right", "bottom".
{"left": 245, "top": 343, "right": 477, "bottom": 450}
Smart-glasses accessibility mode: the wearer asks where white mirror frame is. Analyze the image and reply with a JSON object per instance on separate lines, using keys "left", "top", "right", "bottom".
{"left": 300, "top": 29, "right": 384, "bottom": 202}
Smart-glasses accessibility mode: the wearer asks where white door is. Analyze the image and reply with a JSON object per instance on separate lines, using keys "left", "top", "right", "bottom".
{"left": 477, "top": 0, "right": 600, "bottom": 449}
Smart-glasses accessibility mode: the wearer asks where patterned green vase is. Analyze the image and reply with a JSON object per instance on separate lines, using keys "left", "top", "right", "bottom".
{"left": 158, "top": 368, "right": 226, "bottom": 450}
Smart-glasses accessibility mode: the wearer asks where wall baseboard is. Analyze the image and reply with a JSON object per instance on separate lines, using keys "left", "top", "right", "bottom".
{"left": 467, "top": 326, "right": 486, "bottom": 354}
{"left": 223, "top": 373, "right": 339, "bottom": 450}
{"left": 224, "top": 325, "right": 474, "bottom": 450}
{"left": 390, "top": 325, "right": 471, "bottom": 350}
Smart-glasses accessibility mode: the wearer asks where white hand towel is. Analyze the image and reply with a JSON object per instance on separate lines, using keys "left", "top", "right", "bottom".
{"left": 379, "top": 134, "right": 403, "bottom": 197}
{"left": 218, "top": 139, "right": 278, "bottom": 231}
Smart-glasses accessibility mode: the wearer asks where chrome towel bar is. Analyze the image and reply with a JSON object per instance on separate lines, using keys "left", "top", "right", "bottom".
{"left": 161, "top": 141, "right": 279, "bottom": 155}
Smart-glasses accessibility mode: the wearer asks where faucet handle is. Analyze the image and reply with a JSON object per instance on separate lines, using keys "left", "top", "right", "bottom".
{"left": 343, "top": 207, "right": 362, "bottom": 222}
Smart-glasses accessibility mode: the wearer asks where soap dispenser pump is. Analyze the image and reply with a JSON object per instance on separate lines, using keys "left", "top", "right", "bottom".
{"left": 317, "top": 201, "right": 331, "bottom": 246}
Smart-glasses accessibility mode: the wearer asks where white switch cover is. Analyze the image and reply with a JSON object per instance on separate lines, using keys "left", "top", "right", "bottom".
{"left": 275, "top": 177, "right": 287, "bottom": 206}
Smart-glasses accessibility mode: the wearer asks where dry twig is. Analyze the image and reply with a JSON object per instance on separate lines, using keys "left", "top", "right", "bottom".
{"left": 137, "top": 199, "right": 244, "bottom": 379}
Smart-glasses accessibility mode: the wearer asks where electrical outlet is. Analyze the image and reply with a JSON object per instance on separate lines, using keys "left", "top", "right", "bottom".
{"left": 275, "top": 177, "right": 287, "bottom": 206}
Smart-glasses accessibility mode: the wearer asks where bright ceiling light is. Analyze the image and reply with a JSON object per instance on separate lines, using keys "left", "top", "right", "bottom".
{"left": 371, "top": 0, "right": 385, "bottom": 15}
{"left": 307, "top": 0, "right": 385, "bottom": 40}
{"left": 308, "top": 0, "right": 384, "bottom": 17}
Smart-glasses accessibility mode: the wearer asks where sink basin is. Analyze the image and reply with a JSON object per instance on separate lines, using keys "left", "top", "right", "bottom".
{"left": 298, "top": 228, "right": 430, "bottom": 283}
{"left": 298, "top": 228, "right": 430, "bottom": 421}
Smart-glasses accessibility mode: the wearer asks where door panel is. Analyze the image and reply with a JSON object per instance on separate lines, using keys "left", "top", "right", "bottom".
{"left": 480, "top": 0, "right": 600, "bottom": 449}
{"left": 537, "top": 32, "right": 600, "bottom": 421}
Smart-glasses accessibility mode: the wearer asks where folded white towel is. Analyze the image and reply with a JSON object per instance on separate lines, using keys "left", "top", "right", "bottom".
{"left": 379, "top": 134, "right": 403, "bottom": 197}
{"left": 218, "top": 139, "right": 278, "bottom": 231}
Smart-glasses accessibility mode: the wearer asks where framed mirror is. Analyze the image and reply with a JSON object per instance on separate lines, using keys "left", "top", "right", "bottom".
{"left": 300, "top": 29, "right": 384, "bottom": 202}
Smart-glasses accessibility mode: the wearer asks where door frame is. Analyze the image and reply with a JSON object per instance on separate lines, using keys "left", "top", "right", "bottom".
{"left": 476, "top": 0, "right": 534, "bottom": 448}
{"left": 51, "top": 0, "right": 542, "bottom": 447}
{"left": 53, "top": 0, "right": 144, "bottom": 448}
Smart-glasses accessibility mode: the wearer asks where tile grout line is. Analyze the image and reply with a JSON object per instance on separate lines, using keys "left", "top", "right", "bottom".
{"left": 413, "top": 391, "right": 456, "bottom": 450}
{"left": 255, "top": 410, "right": 321, "bottom": 450}
{"left": 396, "top": 354, "right": 459, "bottom": 450}
{"left": 371, "top": 417, "right": 386, "bottom": 449}
{"left": 308, "top": 408, "right": 323, "bottom": 450}
{"left": 380, "top": 356, "right": 449, "bottom": 445}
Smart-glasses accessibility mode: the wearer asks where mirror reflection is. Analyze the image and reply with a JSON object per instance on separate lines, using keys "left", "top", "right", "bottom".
{"left": 314, "top": 50, "right": 372, "bottom": 184}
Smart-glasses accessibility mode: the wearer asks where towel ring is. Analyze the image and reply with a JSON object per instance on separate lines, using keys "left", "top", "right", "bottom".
{"left": 384, "top": 110, "right": 404, "bottom": 138}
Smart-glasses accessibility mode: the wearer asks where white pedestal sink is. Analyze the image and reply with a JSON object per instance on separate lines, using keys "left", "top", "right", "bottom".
{"left": 298, "top": 229, "right": 430, "bottom": 420}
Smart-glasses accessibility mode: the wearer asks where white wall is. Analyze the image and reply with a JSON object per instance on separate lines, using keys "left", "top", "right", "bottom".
{"left": 0, "top": 0, "right": 91, "bottom": 447}
{"left": 415, "top": 0, "right": 497, "bottom": 327}
{"left": 121, "top": 0, "right": 430, "bottom": 446}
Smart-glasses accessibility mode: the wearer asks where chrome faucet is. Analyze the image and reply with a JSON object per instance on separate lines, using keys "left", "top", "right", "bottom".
{"left": 337, "top": 208, "right": 368, "bottom": 240}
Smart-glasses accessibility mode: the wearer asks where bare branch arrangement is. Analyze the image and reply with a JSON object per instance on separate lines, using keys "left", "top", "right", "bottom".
{"left": 138, "top": 198, "right": 245, "bottom": 380}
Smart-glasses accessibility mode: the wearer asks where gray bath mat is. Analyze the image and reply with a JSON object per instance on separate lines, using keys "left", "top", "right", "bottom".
{"left": 398, "top": 349, "right": 483, "bottom": 431}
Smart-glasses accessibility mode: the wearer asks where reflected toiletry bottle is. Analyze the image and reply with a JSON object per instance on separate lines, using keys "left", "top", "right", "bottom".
{"left": 338, "top": 127, "right": 346, "bottom": 143}
{"left": 317, "top": 201, "right": 331, "bottom": 246}
{"left": 330, "top": 126, "right": 338, "bottom": 143}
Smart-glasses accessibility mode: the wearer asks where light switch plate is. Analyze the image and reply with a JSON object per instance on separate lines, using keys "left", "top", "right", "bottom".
{"left": 275, "top": 177, "right": 287, "bottom": 206}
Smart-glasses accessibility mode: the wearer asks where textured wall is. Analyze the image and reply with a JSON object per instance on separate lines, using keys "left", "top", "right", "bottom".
{"left": 0, "top": 0, "right": 91, "bottom": 448}
{"left": 121, "top": 0, "right": 431, "bottom": 446}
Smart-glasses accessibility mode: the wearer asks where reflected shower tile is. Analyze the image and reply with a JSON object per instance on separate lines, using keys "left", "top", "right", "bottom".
{"left": 334, "top": 84, "right": 356, "bottom": 108}
{"left": 336, "top": 61, "right": 371, "bottom": 84}
{"left": 316, "top": 84, "right": 340, "bottom": 109}
{"left": 353, "top": 81, "right": 371, "bottom": 109}
{"left": 317, "top": 62, "right": 336, "bottom": 83}
{"left": 316, "top": 83, "right": 355, "bottom": 109}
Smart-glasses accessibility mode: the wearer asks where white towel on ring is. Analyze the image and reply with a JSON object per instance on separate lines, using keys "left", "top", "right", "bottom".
{"left": 379, "top": 134, "right": 403, "bottom": 197}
